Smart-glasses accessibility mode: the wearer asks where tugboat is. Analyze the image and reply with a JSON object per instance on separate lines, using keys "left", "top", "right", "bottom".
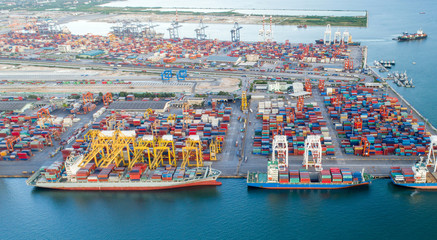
{"left": 396, "top": 29, "right": 427, "bottom": 41}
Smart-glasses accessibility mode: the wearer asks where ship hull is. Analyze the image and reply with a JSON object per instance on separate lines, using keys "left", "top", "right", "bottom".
{"left": 390, "top": 176, "right": 437, "bottom": 190}
{"left": 247, "top": 181, "right": 370, "bottom": 190}
{"left": 33, "top": 179, "right": 221, "bottom": 191}
{"left": 397, "top": 36, "right": 427, "bottom": 41}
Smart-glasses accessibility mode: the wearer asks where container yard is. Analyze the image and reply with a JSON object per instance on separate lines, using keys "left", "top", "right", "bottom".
{"left": 0, "top": 14, "right": 435, "bottom": 183}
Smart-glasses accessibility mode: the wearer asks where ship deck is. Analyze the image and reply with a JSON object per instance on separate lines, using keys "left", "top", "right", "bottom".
{"left": 27, "top": 167, "right": 222, "bottom": 188}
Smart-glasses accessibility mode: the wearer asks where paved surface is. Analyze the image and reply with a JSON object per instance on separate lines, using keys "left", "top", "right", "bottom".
{"left": 0, "top": 101, "right": 33, "bottom": 111}
{"left": 109, "top": 101, "right": 169, "bottom": 111}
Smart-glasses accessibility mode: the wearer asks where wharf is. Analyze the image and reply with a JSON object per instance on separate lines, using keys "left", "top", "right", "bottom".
{"left": 0, "top": 40, "right": 435, "bottom": 180}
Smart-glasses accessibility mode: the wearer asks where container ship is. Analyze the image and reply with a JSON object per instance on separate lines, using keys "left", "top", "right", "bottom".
{"left": 247, "top": 135, "right": 372, "bottom": 190}
{"left": 315, "top": 39, "right": 360, "bottom": 46}
{"left": 26, "top": 163, "right": 221, "bottom": 191}
{"left": 26, "top": 131, "right": 222, "bottom": 191}
{"left": 247, "top": 166, "right": 370, "bottom": 189}
{"left": 396, "top": 29, "right": 427, "bottom": 41}
{"left": 390, "top": 136, "right": 437, "bottom": 189}
{"left": 390, "top": 164, "right": 437, "bottom": 189}
{"left": 315, "top": 26, "right": 360, "bottom": 46}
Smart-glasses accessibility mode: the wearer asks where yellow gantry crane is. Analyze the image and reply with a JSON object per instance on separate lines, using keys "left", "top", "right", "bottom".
{"left": 98, "top": 130, "right": 136, "bottom": 168}
{"left": 216, "top": 136, "right": 224, "bottom": 153}
{"left": 167, "top": 114, "right": 176, "bottom": 124}
{"left": 241, "top": 91, "right": 248, "bottom": 111}
{"left": 129, "top": 135, "right": 155, "bottom": 168}
{"left": 209, "top": 139, "right": 217, "bottom": 161}
{"left": 182, "top": 102, "right": 192, "bottom": 128}
{"left": 183, "top": 113, "right": 191, "bottom": 128}
{"left": 210, "top": 136, "right": 224, "bottom": 161}
{"left": 144, "top": 108, "right": 154, "bottom": 119}
{"left": 181, "top": 135, "right": 204, "bottom": 169}
{"left": 182, "top": 101, "right": 190, "bottom": 113}
{"left": 78, "top": 130, "right": 114, "bottom": 168}
{"left": 150, "top": 135, "right": 176, "bottom": 169}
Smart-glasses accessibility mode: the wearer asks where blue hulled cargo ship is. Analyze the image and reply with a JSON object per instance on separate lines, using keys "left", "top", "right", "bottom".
{"left": 246, "top": 135, "right": 372, "bottom": 190}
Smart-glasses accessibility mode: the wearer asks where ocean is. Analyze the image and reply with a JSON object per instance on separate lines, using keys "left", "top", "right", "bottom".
{"left": 2, "top": 0, "right": 437, "bottom": 239}
{"left": 1, "top": 178, "right": 437, "bottom": 239}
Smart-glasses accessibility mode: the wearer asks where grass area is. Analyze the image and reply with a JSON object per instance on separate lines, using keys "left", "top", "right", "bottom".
{"left": 1, "top": 0, "right": 113, "bottom": 11}
{"left": 1, "top": 0, "right": 367, "bottom": 28}
{"left": 275, "top": 15, "right": 367, "bottom": 27}
{"left": 83, "top": 8, "right": 368, "bottom": 27}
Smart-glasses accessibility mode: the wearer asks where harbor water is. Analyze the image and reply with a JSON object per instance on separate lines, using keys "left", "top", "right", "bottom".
{"left": 2, "top": 178, "right": 437, "bottom": 239}
{"left": 1, "top": 0, "right": 437, "bottom": 238}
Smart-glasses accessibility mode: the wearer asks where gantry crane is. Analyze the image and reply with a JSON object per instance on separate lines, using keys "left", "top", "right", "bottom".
{"left": 272, "top": 135, "right": 288, "bottom": 171}
{"left": 167, "top": 114, "right": 176, "bottom": 124}
{"left": 426, "top": 135, "right": 437, "bottom": 172}
{"left": 360, "top": 136, "right": 370, "bottom": 157}
{"left": 342, "top": 30, "right": 350, "bottom": 45}
{"left": 144, "top": 108, "right": 154, "bottom": 119}
{"left": 353, "top": 116, "right": 362, "bottom": 132}
{"left": 182, "top": 101, "right": 191, "bottom": 114}
{"left": 181, "top": 135, "right": 203, "bottom": 169}
{"left": 105, "top": 115, "right": 117, "bottom": 129}
{"left": 380, "top": 105, "right": 387, "bottom": 121}
{"left": 344, "top": 58, "right": 354, "bottom": 70}
{"left": 195, "top": 18, "right": 208, "bottom": 40}
{"left": 182, "top": 102, "right": 191, "bottom": 128}
{"left": 130, "top": 135, "right": 155, "bottom": 168}
{"left": 241, "top": 91, "right": 248, "bottom": 111}
{"left": 296, "top": 96, "right": 304, "bottom": 112}
{"left": 151, "top": 135, "right": 176, "bottom": 169}
{"left": 318, "top": 79, "right": 325, "bottom": 92}
{"left": 82, "top": 92, "right": 94, "bottom": 104}
{"left": 331, "top": 95, "right": 340, "bottom": 108}
{"left": 288, "top": 110, "right": 295, "bottom": 123}
{"left": 272, "top": 123, "right": 284, "bottom": 138}
{"left": 102, "top": 92, "right": 113, "bottom": 106}
{"left": 216, "top": 136, "right": 224, "bottom": 153}
{"left": 231, "top": 22, "right": 243, "bottom": 42}
{"left": 304, "top": 79, "right": 312, "bottom": 95}
{"left": 303, "top": 135, "right": 323, "bottom": 171}
{"left": 323, "top": 24, "right": 332, "bottom": 45}
{"left": 98, "top": 130, "right": 136, "bottom": 168}
{"left": 79, "top": 130, "right": 137, "bottom": 168}
{"left": 78, "top": 130, "right": 114, "bottom": 168}
{"left": 168, "top": 11, "right": 181, "bottom": 40}
{"left": 6, "top": 136, "right": 21, "bottom": 152}
{"left": 334, "top": 28, "right": 342, "bottom": 44}
{"left": 37, "top": 107, "right": 52, "bottom": 129}
{"left": 82, "top": 92, "right": 94, "bottom": 114}
{"left": 209, "top": 136, "right": 223, "bottom": 161}
{"left": 210, "top": 138, "right": 218, "bottom": 161}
